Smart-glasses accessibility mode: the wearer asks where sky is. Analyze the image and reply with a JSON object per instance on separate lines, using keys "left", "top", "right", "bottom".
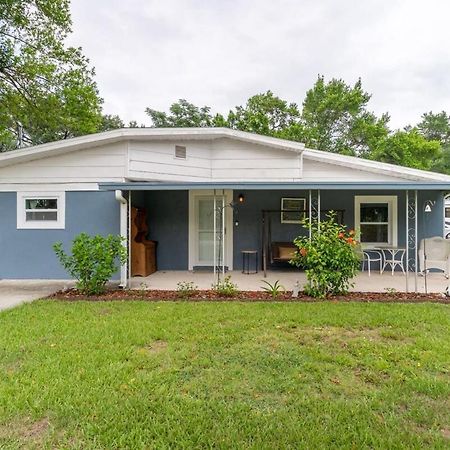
{"left": 68, "top": 0, "right": 450, "bottom": 129}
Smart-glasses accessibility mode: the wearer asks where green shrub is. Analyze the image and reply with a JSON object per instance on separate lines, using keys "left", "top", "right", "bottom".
{"left": 53, "top": 233, "right": 127, "bottom": 295}
{"left": 212, "top": 275, "right": 238, "bottom": 297}
{"left": 176, "top": 281, "right": 198, "bottom": 299}
{"left": 290, "top": 213, "right": 360, "bottom": 298}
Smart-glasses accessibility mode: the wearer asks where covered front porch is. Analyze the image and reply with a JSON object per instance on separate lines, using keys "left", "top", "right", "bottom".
{"left": 129, "top": 270, "right": 449, "bottom": 294}
{"left": 100, "top": 181, "right": 449, "bottom": 293}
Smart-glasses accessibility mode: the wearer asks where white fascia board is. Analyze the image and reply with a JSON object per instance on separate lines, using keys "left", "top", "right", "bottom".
{"left": 0, "top": 128, "right": 305, "bottom": 169}
{"left": 303, "top": 148, "right": 450, "bottom": 182}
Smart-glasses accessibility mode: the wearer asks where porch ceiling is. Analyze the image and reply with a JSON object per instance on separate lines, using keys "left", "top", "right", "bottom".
{"left": 99, "top": 181, "right": 450, "bottom": 191}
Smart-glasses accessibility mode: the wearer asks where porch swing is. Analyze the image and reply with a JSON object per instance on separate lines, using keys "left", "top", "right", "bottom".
{"left": 261, "top": 208, "right": 345, "bottom": 277}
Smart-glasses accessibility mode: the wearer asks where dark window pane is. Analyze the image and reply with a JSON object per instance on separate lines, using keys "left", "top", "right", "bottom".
{"left": 360, "top": 203, "right": 388, "bottom": 222}
{"left": 25, "top": 199, "right": 58, "bottom": 210}
{"left": 446, "top": 207, "right": 450, "bottom": 218}
{"left": 360, "top": 224, "right": 388, "bottom": 243}
{"left": 26, "top": 211, "right": 58, "bottom": 221}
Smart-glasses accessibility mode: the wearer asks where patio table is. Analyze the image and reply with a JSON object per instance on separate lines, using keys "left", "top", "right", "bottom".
{"left": 376, "top": 247, "right": 407, "bottom": 275}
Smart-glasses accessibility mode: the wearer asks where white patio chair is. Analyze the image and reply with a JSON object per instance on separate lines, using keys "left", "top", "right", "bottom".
{"left": 362, "top": 250, "right": 383, "bottom": 276}
{"left": 419, "top": 236, "right": 450, "bottom": 278}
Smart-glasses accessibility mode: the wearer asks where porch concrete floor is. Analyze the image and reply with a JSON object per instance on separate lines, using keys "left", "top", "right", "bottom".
{"left": 130, "top": 270, "right": 449, "bottom": 294}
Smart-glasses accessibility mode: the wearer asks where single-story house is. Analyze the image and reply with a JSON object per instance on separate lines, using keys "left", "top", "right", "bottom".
{"left": 0, "top": 127, "right": 449, "bottom": 291}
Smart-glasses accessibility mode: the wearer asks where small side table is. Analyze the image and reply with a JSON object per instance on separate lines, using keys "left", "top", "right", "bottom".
{"left": 378, "top": 247, "right": 406, "bottom": 275}
{"left": 242, "top": 250, "right": 258, "bottom": 274}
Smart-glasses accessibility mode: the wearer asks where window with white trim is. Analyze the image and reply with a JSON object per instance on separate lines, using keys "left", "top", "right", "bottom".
{"left": 17, "top": 192, "right": 65, "bottom": 229}
{"left": 355, "top": 196, "right": 397, "bottom": 247}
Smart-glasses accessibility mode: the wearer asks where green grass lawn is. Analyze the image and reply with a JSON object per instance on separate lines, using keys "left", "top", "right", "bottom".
{"left": 0, "top": 301, "right": 449, "bottom": 449}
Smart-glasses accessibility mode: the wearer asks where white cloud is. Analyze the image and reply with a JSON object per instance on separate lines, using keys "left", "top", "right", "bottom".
{"left": 68, "top": 0, "right": 450, "bottom": 129}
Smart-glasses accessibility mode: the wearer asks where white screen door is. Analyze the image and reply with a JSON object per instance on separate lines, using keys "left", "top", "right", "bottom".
{"left": 197, "top": 197, "right": 217, "bottom": 265}
{"left": 189, "top": 190, "right": 233, "bottom": 270}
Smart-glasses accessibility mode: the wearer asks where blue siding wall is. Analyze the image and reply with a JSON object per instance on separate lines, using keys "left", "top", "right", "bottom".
{"left": 143, "top": 191, "right": 189, "bottom": 270}
{"left": 0, "top": 191, "right": 120, "bottom": 279}
{"left": 232, "top": 189, "right": 445, "bottom": 270}
{"left": 0, "top": 188, "right": 444, "bottom": 278}
{"left": 232, "top": 190, "right": 309, "bottom": 270}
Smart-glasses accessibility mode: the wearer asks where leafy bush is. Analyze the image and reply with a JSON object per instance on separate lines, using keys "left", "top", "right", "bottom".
{"left": 261, "top": 280, "right": 285, "bottom": 299}
{"left": 290, "top": 214, "right": 360, "bottom": 298}
{"left": 176, "top": 281, "right": 198, "bottom": 299}
{"left": 53, "top": 233, "right": 127, "bottom": 295}
{"left": 212, "top": 275, "right": 238, "bottom": 297}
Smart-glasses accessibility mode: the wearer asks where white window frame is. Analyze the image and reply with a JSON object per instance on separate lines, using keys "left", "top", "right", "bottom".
{"left": 354, "top": 195, "right": 397, "bottom": 248}
{"left": 17, "top": 191, "right": 66, "bottom": 229}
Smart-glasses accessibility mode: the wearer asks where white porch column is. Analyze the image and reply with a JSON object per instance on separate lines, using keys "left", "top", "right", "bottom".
{"left": 115, "top": 190, "right": 128, "bottom": 288}
{"left": 213, "top": 190, "right": 217, "bottom": 282}
{"left": 308, "top": 189, "right": 320, "bottom": 238}
{"left": 406, "top": 189, "right": 418, "bottom": 293}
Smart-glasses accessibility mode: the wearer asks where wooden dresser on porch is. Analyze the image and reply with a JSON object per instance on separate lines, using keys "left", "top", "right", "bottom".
{"left": 130, "top": 206, "right": 157, "bottom": 277}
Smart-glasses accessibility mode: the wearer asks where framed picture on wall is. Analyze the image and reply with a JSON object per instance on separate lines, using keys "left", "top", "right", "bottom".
{"left": 281, "top": 197, "right": 306, "bottom": 224}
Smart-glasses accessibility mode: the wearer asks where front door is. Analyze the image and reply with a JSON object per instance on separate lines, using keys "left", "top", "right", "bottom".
{"left": 189, "top": 190, "right": 233, "bottom": 270}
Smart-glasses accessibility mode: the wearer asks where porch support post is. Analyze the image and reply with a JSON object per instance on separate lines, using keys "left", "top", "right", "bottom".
{"left": 222, "top": 191, "right": 225, "bottom": 276}
{"left": 309, "top": 189, "right": 320, "bottom": 236}
{"left": 318, "top": 189, "right": 321, "bottom": 227}
{"left": 128, "top": 190, "right": 132, "bottom": 287}
{"left": 308, "top": 190, "right": 312, "bottom": 239}
{"left": 262, "top": 211, "right": 267, "bottom": 277}
{"left": 213, "top": 190, "right": 217, "bottom": 282}
{"left": 115, "top": 190, "right": 128, "bottom": 288}
{"left": 415, "top": 190, "right": 418, "bottom": 292}
{"left": 406, "top": 189, "right": 418, "bottom": 293}
{"left": 406, "top": 190, "right": 409, "bottom": 293}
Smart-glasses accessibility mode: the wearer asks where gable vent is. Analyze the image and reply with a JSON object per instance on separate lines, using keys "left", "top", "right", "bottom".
{"left": 175, "top": 145, "right": 186, "bottom": 159}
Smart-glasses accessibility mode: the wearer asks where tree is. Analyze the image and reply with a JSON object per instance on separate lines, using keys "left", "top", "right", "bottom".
{"left": 417, "top": 111, "right": 450, "bottom": 145}
{"left": 100, "top": 114, "right": 124, "bottom": 131}
{"left": 128, "top": 120, "right": 146, "bottom": 128}
{"left": 226, "top": 91, "right": 305, "bottom": 141}
{"left": 301, "top": 76, "right": 390, "bottom": 156}
{"left": 371, "top": 129, "right": 441, "bottom": 171}
{"left": 146, "top": 99, "right": 223, "bottom": 128}
{"left": 415, "top": 111, "right": 450, "bottom": 174}
{"left": 0, "top": 0, "right": 103, "bottom": 150}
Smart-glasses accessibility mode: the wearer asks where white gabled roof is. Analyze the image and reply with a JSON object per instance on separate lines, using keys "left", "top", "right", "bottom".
{"left": 0, "top": 127, "right": 449, "bottom": 183}
{"left": 0, "top": 127, "right": 305, "bottom": 168}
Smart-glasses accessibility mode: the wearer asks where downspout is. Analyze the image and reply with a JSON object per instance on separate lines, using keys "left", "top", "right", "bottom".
{"left": 115, "top": 190, "right": 128, "bottom": 288}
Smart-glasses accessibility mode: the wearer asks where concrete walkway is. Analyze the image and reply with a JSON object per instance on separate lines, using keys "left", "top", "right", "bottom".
{"left": 0, "top": 280, "right": 72, "bottom": 311}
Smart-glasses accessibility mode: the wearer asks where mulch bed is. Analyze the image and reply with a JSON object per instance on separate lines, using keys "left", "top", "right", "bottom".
{"left": 47, "top": 288, "right": 450, "bottom": 304}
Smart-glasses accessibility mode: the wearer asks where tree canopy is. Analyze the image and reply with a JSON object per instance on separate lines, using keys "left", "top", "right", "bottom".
{"left": 301, "top": 77, "right": 390, "bottom": 157}
{"left": 0, "top": 0, "right": 103, "bottom": 149}
{"left": 416, "top": 111, "right": 450, "bottom": 174}
{"left": 145, "top": 99, "right": 222, "bottom": 128}
{"left": 143, "top": 76, "right": 449, "bottom": 174}
{"left": 370, "top": 129, "right": 441, "bottom": 170}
